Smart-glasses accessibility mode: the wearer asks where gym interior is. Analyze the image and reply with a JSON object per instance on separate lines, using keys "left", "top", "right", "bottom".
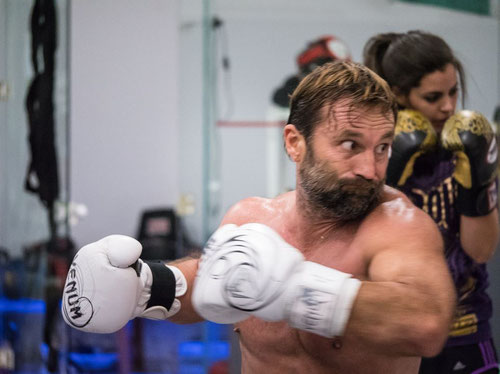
{"left": 0, "top": 0, "right": 499, "bottom": 373}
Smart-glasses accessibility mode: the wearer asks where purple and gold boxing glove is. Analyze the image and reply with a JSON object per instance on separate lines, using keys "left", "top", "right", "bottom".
{"left": 441, "top": 110, "right": 499, "bottom": 216}
{"left": 387, "top": 110, "right": 438, "bottom": 186}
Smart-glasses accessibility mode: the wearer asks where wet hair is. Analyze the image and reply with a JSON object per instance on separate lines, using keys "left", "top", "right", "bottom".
{"left": 288, "top": 60, "right": 397, "bottom": 144}
{"left": 362, "top": 30, "right": 466, "bottom": 106}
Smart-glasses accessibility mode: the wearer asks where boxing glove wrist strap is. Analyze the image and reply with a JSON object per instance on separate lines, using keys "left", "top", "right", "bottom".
{"left": 141, "top": 262, "right": 187, "bottom": 319}
{"left": 144, "top": 260, "right": 176, "bottom": 310}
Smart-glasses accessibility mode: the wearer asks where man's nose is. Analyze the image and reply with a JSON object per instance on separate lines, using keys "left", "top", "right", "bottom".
{"left": 353, "top": 152, "right": 377, "bottom": 180}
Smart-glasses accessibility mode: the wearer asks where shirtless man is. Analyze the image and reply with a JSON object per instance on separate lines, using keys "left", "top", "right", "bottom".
{"left": 62, "top": 61, "right": 456, "bottom": 374}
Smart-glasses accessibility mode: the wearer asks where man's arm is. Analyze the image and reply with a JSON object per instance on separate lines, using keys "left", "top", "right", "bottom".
{"left": 60, "top": 198, "right": 260, "bottom": 334}
{"left": 166, "top": 257, "right": 202, "bottom": 324}
{"left": 345, "top": 200, "right": 456, "bottom": 357}
{"left": 62, "top": 198, "right": 455, "bottom": 351}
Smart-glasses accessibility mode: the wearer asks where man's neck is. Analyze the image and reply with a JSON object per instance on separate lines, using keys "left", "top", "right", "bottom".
{"left": 291, "top": 188, "right": 353, "bottom": 245}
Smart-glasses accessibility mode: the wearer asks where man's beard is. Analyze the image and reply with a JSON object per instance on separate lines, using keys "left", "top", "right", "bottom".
{"left": 298, "top": 149, "right": 384, "bottom": 222}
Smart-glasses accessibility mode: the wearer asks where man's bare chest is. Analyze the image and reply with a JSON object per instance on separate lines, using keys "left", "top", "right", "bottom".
{"left": 289, "top": 236, "right": 368, "bottom": 279}
{"left": 236, "top": 317, "right": 419, "bottom": 374}
{"left": 236, "top": 317, "right": 396, "bottom": 373}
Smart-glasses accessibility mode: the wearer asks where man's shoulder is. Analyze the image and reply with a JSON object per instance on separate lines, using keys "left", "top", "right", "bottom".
{"left": 363, "top": 185, "right": 437, "bottom": 234}
{"left": 356, "top": 186, "right": 443, "bottom": 259}
{"left": 222, "top": 192, "right": 294, "bottom": 226}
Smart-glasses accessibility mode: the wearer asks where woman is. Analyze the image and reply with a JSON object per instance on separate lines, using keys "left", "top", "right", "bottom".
{"left": 363, "top": 30, "right": 499, "bottom": 374}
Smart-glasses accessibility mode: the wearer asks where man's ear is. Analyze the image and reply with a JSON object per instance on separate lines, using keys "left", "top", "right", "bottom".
{"left": 284, "top": 124, "right": 306, "bottom": 163}
{"left": 392, "top": 86, "right": 409, "bottom": 108}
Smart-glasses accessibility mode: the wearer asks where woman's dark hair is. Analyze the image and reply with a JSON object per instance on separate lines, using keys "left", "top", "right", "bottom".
{"left": 362, "top": 30, "right": 466, "bottom": 106}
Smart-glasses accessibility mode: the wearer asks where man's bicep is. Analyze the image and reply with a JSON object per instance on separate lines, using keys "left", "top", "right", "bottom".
{"left": 344, "top": 210, "right": 456, "bottom": 354}
{"left": 368, "top": 216, "right": 452, "bottom": 296}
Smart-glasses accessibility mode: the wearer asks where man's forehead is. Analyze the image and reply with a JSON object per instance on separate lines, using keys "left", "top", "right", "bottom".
{"left": 320, "top": 100, "right": 395, "bottom": 132}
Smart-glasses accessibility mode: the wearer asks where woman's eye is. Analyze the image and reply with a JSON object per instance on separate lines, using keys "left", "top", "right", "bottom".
{"left": 341, "top": 140, "right": 355, "bottom": 151}
{"left": 424, "top": 95, "right": 439, "bottom": 103}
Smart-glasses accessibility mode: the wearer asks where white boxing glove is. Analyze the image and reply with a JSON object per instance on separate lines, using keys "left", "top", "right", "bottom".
{"left": 193, "top": 223, "right": 304, "bottom": 324}
{"left": 61, "top": 235, "right": 187, "bottom": 333}
{"left": 192, "top": 223, "right": 361, "bottom": 337}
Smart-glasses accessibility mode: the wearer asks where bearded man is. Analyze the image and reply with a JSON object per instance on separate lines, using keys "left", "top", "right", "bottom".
{"left": 62, "top": 61, "right": 456, "bottom": 374}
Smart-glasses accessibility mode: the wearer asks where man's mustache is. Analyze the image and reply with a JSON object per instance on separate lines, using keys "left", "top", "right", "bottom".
{"left": 335, "top": 177, "right": 384, "bottom": 195}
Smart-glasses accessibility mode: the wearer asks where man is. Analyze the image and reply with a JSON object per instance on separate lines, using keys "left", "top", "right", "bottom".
{"left": 62, "top": 61, "right": 456, "bottom": 373}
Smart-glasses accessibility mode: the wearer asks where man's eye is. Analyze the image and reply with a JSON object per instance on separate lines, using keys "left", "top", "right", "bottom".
{"left": 376, "top": 143, "right": 389, "bottom": 154}
{"left": 341, "top": 140, "right": 355, "bottom": 151}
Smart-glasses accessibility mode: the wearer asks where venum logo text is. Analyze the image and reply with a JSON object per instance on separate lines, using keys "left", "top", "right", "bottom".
{"left": 298, "top": 288, "right": 329, "bottom": 331}
{"left": 62, "top": 261, "right": 94, "bottom": 328}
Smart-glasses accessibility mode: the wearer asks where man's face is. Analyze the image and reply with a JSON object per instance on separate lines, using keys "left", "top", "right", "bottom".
{"left": 298, "top": 100, "right": 394, "bottom": 221}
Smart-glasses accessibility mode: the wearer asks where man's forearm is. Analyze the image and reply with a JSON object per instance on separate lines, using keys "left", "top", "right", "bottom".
{"left": 345, "top": 280, "right": 455, "bottom": 357}
{"left": 166, "top": 257, "right": 203, "bottom": 324}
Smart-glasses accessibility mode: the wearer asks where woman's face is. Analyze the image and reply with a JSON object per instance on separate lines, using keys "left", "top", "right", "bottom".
{"left": 398, "top": 63, "right": 458, "bottom": 133}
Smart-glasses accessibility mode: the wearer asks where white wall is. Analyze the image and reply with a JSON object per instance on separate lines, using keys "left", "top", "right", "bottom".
{"left": 178, "top": 1, "right": 206, "bottom": 244}
{"left": 70, "top": 0, "right": 180, "bottom": 244}
{"left": 0, "top": 0, "right": 7, "bottom": 250}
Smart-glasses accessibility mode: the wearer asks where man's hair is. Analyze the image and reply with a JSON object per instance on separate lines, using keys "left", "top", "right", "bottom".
{"left": 288, "top": 60, "right": 397, "bottom": 143}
